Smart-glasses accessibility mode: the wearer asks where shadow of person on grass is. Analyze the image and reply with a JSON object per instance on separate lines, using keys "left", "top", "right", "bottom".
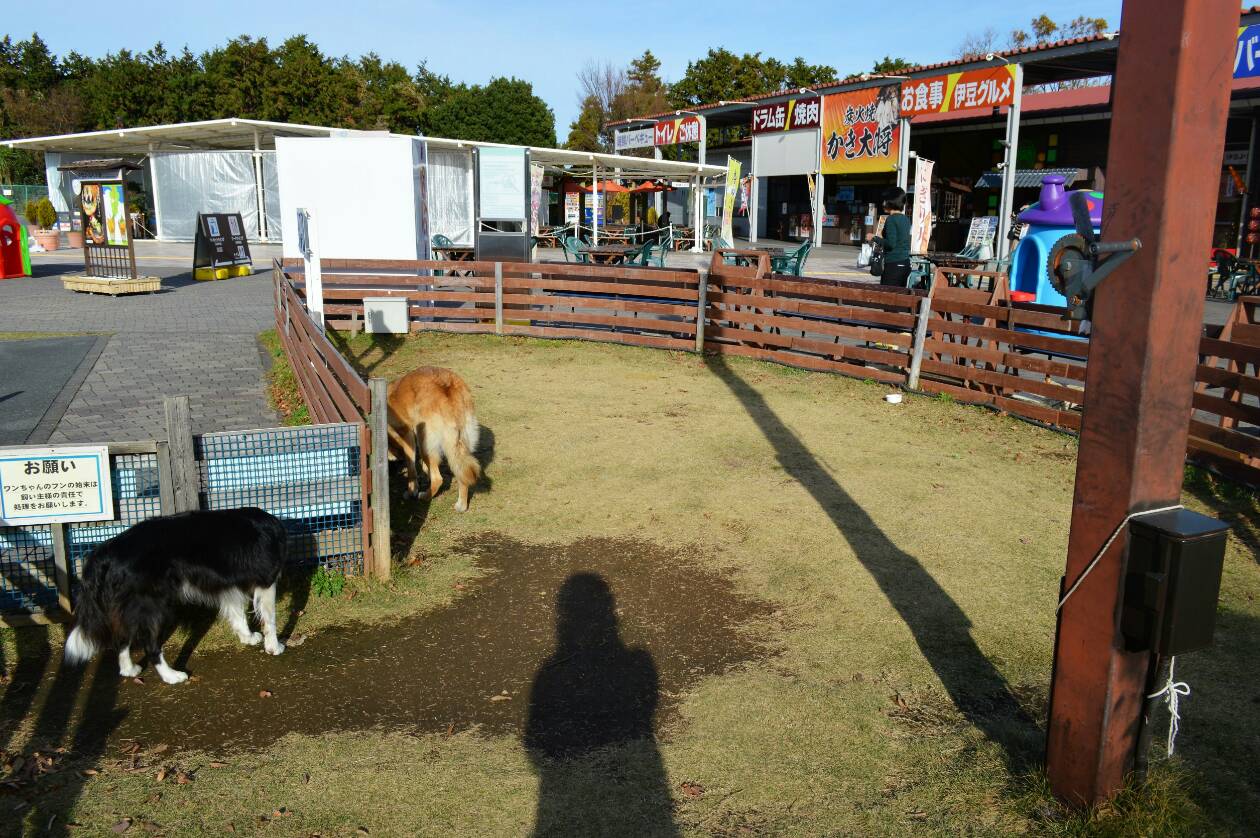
{"left": 704, "top": 353, "right": 1039, "bottom": 771}
{"left": 525, "top": 574, "right": 678, "bottom": 838}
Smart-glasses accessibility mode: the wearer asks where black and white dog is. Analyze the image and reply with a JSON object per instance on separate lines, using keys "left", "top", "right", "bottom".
{"left": 64, "top": 507, "right": 288, "bottom": 684}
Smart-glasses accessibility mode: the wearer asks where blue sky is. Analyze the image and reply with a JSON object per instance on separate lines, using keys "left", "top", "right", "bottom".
{"left": 5, "top": 0, "right": 1123, "bottom": 135}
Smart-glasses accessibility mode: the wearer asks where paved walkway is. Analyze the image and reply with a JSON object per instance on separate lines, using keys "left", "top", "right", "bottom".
{"left": 0, "top": 245, "right": 281, "bottom": 443}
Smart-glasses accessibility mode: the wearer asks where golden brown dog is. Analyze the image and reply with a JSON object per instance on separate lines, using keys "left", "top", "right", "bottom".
{"left": 387, "top": 367, "right": 481, "bottom": 512}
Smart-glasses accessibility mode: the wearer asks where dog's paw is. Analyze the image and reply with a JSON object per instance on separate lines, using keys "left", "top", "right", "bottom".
{"left": 241, "top": 631, "right": 263, "bottom": 646}
{"left": 265, "top": 639, "right": 285, "bottom": 656}
{"left": 119, "top": 662, "right": 142, "bottom": 678}
{"left": 159, "top": 668, "right": 189, "bottom": 685}
{"left": 454, "top": 499, "right": 468, "bottom": 513}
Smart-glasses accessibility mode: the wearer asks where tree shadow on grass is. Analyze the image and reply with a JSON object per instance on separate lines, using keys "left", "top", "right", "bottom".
{"left": 704, "top": 353, "right": 1039, "bottom": 771}
{"left": 327, "top": 331, "right": 407, "bottom": 378}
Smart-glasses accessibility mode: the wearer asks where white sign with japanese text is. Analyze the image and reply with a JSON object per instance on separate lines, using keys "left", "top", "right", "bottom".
{"left": 0, "top": 445, "right": 114, "bottom": 526}
{"left": 615, "top": 127, "right": 655, "bottom": 151}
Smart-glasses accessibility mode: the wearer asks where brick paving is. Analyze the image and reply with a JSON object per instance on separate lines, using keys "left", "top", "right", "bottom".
{"left": 0, "top": 256, "right": 279, "bottom": 443}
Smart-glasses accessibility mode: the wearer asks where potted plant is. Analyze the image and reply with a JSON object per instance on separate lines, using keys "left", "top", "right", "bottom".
{"left": 29, "top": 198, "right": 60, "bottom": 251}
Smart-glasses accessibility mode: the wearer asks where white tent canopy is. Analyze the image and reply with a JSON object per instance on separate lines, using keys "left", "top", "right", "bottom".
{"left": 4, "top": 119, "right": 725, "bottom": 244}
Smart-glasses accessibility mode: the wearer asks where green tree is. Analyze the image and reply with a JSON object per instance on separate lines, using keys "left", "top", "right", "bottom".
{"left": 872, "top": 56, "right": 912, "bottom": 74}
{"left": 566, "top": 94, "right": 606, "bottom": 152}
{"left": 428, "top": 77, "right": 555, "bottom": 147}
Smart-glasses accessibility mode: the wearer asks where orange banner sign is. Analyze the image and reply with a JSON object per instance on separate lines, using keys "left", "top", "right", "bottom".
{"left": 820, "top": 84, "right": 901, "bottom": 175}
{"left": 900, "top": 65, "right": 1018, "bottom": 117}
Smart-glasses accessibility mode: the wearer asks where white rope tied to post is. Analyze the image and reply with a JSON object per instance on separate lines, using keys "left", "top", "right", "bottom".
{"left": 1147, "top": 656, "right": 1191, "bottom": 757}
{"left": 1056, "top": 504, "right": 1183, "bottom": 612}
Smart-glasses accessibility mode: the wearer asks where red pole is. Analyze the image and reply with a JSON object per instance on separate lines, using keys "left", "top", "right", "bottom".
{"left": 1044, "top": 0, "right": 1239, "bottom": 806}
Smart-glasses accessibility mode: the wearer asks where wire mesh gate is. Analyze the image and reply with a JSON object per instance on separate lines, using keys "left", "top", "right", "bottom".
{"left": 0, "top": 413, "right": 368, "bottom": 627}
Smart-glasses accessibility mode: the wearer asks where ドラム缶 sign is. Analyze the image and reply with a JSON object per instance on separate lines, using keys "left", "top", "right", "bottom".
{"left": 0, "top": 445, "right": 114, "bottom": 526}
{"left": 615, "top": 127, "right": 655, "bottom": 151}
{"left": 193, "top": 212, "right": 252, "bottom": 269}
{"left": 751, "top": 97, "right": 821, "bottom": 134}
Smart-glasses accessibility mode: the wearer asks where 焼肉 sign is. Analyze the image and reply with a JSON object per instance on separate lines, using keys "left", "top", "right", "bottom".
{"left": 614, "top": 127, "right": 655, "bottom": 151}
{"left": 0, "top": 445, "right": 114, "bottom": 526}
{"left": 654, "top": 116, "right": 702, "bottom": 146}
{"left": 899, "top": 65, "right": 1018, "bottom": 117}
{"left": 750, "top": 97, "right": 821, "bottom": 134}
{"left": 820, "top": 84, "right": 901, "bottom": 175}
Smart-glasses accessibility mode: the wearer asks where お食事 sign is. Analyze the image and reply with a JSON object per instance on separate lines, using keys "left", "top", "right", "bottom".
{"left": 0, "top": 445, "right": 114, "bottom": 526}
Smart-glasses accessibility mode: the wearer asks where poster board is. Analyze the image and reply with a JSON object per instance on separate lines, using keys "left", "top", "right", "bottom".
{"left": 79, "top": 180, "right": 137, "bottom": 279}
{"left": 478, "top": 147, "right": 527, "bottom": 221}
{"left": 963, "top": 216, "right": 1000, "bottom": 251}
{"left": 193, "top": 212, "right": 253, "bottom": 271}
{"left": 0, "top": 445, "right": 114, "bottom": 526}
{"left": 821, "top": 84, "right": 901, "bottom": 175}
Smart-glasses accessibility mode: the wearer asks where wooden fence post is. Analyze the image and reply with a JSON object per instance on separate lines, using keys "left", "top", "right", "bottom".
{"left": 163, "top": 396, "right": 199, "bottom": 513}
{"left": 695, "top": 270, "right": 708, "bottom": 353}
{"left": 494, "top": 262, "right": 504, "bottom": 334}
{"left": 368, "top": 377, "right": 392, "bottom": 580}
{"left": 907, "top": 282, "right": 936, "bottom": 390}
{"left": 50, "top": 524, "right": 72, "bottom": 615}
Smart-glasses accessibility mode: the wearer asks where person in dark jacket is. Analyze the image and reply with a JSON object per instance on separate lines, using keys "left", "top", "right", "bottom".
{"left": 868, "top": 188, "right": 912, "bottom": 287}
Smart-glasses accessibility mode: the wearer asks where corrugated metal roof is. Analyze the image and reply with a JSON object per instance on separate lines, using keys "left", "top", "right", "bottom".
{"left": 974, "top": 168, "right": 1084, "bottom": 189}
{"left": 608, "top": 32, "right": 1121, "bottom": 128}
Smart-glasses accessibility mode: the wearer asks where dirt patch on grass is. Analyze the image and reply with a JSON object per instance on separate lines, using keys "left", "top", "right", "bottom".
{"left": 7, "top": 534, "right": 773, "bottom": 757}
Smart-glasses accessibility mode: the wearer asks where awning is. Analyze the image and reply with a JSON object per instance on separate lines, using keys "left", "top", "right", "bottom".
{"left": 974, "top": 167, "right": 1086, "bottom": 189}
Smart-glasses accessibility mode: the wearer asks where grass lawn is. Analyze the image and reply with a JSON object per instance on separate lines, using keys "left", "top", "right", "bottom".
{"left": 2, "top": 331, "right": 1257, "bottom": 836}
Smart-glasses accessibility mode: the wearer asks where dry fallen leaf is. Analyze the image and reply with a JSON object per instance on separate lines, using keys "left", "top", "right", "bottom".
{"left": 259, "top": 690, "right": 274, "bottom": 699}
{"left": 81, "top": 769, "right": 99, "bottom": 777}
{"left": 131, "top": 678, "right": 144, "bottom": 686}
{"left": 155, "top": 767, "right": 168, "bottom": 784}
{"left": 209, "top": 761, "right": 227, "bottom": 769}
{"left": 287, "top": 634, "right": 307, "bottom": 648}
{"left": 680, "top": 781, "right": 704, "bottom": 798}
{"left": 225, "top": 824, "right": 234, "bottom": 833}
{"left": 149, "top": 745, "right": 168, "bottom": 755}
{"left": 907, "top": 810, "right": 928, "bottom": 820}
{"left": 111, "top": 819, "right": 132, "bottom": 834}
{"left": 489, "top": 695, "right": 510, "bottom": 702}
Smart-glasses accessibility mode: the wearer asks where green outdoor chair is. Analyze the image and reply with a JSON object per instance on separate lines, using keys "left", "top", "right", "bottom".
{"left": 561, "top": 236, "right": 590, "bottom": 264}
{"left": 638, "top": 241, "right": 667, "bottom": 268}
{"left": 771, "top": 240, "right": 812, "bottom": 276}
{"left": 433, "top": 233, "right": 454, "bottom": 249}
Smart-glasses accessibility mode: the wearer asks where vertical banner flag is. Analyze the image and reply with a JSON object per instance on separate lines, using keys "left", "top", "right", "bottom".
{"left": 530, "top": 163, "right": 545, "bottom": 227}
{"left": 722, "top": 157, "right": 741, "bottom": 244}
{"left": 821, "top": 84, "right": 901, "bottom": 175}
{"left": 910, "top": 157, "right": 934, "bottom": 254}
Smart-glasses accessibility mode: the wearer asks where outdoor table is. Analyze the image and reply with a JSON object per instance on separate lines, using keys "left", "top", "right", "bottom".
{"left": 433, "top": 244, "right": 475, "bottom": 276}
{"left": 580, "top": 245, "right": 638, "bottom": 265}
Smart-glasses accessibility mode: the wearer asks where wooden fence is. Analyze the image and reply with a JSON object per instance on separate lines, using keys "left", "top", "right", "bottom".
{"left": 274, "top": 263, "right": 391, "bottom": 578}
{"left": 272, "top": 254, "right": 1260, "bottom": 489}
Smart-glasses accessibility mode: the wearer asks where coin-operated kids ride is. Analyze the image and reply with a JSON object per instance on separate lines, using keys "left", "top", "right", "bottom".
{"left": 0, "top": 196, "right": 32, "bottom": 280}
{"left": 1009, "top": 175, "right": 1105, "bottom": 308}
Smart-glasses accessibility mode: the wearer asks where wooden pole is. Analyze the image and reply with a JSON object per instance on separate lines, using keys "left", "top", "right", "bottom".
{"left": 1044, "top": 0, "right": 1238, "bottom": 806}
{"left": 494, "top": 262, "right": 504, "bottom": 334}
{"left": 368, "top": 377, "right": 392, "bottom": 580}
{"left": 694, "top": 270, "right": 708, "bottom": 352}
{"left": 163, "top": 396, "right": 198, "bottom": 513}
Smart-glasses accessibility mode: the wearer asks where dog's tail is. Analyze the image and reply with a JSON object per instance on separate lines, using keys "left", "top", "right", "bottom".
{"left": 448, "top": 409, "right": 482, "bottom": 489}
{"left": 64, "top": 552, "right": 111, "bottom": 665}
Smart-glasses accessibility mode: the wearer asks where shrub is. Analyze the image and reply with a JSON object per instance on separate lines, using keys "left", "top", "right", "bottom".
{"left": 311, "top": 566, "right": 347, "bottom": 598}
{"left": 31, "top": 197, "right": 57, "bottom": 230}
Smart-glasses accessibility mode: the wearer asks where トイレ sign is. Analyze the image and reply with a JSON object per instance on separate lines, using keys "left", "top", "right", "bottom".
{"left": 751, "top": 97, "right": 822, "bottom": 134}
{"left": 615, "top": 127, "right": 655, "bottom": 151}
{"left": 654, "top": 116, "right": 702, "bottom": 146}
{"left": 0, "top": 445, "right": 114, "bottom": 526}
{"left": 899, "top": 65, "right": 1018, "bottom": 117}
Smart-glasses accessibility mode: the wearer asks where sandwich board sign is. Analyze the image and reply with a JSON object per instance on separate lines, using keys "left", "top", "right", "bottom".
{"left": 0, "top": 445, "right": 114, "bottom": 525}
{"left": 193, "top": 212, "right": 252, "bottom": 278}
